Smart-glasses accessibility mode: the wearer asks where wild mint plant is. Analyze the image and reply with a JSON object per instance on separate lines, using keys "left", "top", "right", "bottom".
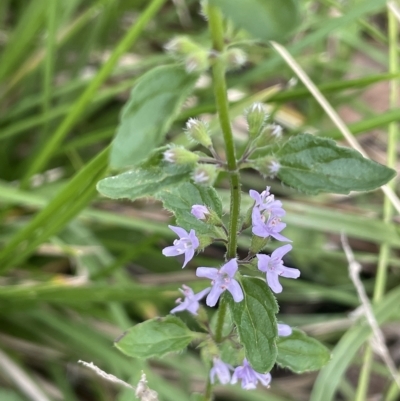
{"left": 96, "top": 1, "right": 396, "bottom": 399}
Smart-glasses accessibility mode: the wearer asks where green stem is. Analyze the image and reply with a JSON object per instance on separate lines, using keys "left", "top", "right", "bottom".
{"left": 214, "top": 297, "right": 227, "bottom": 343}
{"left": 204, "top": 375, "right": 213, "bottom": 401}
{"left": 208, "top": 5, "right": 241, "bottom": 260}
{"left": 355, "top": 6, "right": 398, "bottom": 401}
{"left": 206, "top": 5, "right": 241, "bottom": 400}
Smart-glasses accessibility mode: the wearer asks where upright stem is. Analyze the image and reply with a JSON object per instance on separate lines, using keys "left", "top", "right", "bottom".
{"left": 208, "top": 5, "right": 241, "bottom": 260}
{"left": 205, "top": 7, "right": 241, "bottom": 400}
{"left": 355, "top": 7, "right": 398, "bottom": 401}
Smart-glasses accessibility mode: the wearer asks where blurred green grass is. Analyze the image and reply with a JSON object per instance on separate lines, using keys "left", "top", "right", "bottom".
{"left": 0, "top": 1, "right": 399, "bottom": 400}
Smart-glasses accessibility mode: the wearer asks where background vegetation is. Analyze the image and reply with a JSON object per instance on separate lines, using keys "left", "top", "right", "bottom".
{"left": 0, "top": 1, "right": 399, "bottom": 400}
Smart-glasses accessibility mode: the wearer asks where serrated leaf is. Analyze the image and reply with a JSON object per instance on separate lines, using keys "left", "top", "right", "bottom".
{"left": 275, "top": 133, "right": 396, "bottom": 194}
{"left": 226, "top": 277, "right": 278, "bottom": 372}
{"left": 158, "top": 182, "right": 223, "bottom": 235}
{"left": 115, "top": 315, "right": 195, "bottom": 359}
{"left": 97, "top": 149, "right": 193, "bottom": 200}
{"left": 110, "top": 65, "right": 198, "bottom": 168}
{"left": 276, "top": 329, "right": 331, "bottom": 373}
{"left": 209, "top": 0, "right": 299, "bottom": 42}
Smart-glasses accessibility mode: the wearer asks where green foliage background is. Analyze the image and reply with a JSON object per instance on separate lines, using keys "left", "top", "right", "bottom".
{"left": 0, "top": 1, "right": 399, "bottom": 400}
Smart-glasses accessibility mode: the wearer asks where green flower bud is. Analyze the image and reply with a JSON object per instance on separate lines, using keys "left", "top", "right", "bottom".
{"left": 225, "top": 48, "right": 247, "bottom": 70}
{"left": 163, "top": 147, "right": 199, "bottom": 165}
{"left": 192, "top": 164, "right": 218, "bottom": 186}
{"left": 164, "top": 36, "right": 200, "bottom": 55}
{"left": 184, "top": 50, "right": 210, "bottom": 73}
{"left": 254, "top": 123, "right": 283, "bottom": 147}
{"left": 252, "top": 156, "right": 281, "bottom": 178}
{"left": 245, "top": 103, "right": 269, "bottom": 139}
{"left": 185, "top": 118, "right": 212, "bottom": 148}
{"left": 249, "top": 235, "right": 270, "bottom": 255}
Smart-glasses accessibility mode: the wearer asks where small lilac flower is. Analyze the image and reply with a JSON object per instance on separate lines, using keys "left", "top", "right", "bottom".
{"left": 191, "top": 205, "right": 209, "bottom": 220}
{"left": 249, "top": 187, "right": 285, "bottom": 217}
{"left": 257, "top": 245, "right": 300, "bottom": 293}
{"left": 163, "top": 149, "right": 175, "bottom": 163}
{"left": 210, "top": 358, "right": 233, "bottom": 385}
{"left": 269, "top": 160, "right": 281, "bottom": 175}
{"left": 170, "top": 285, "right": 210, "bottom": 315}
{"left": 231, "top": 359, "right": 272, "bottom": 390}
{"left": 278, "top": 323, "right": 292, "bottom": 337}
{"left": 252, "top": 209, "right": 291, "bottom": 242}
{"left": 162, "top": 225, "right": 199, "bottom": 268}
{"left": 196, "top": 259, "right": 244, "bottom": 307}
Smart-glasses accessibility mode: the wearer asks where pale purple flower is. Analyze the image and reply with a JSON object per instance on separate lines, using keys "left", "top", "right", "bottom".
{"left": 191, "top": 205, "right": 209, "bottom": 220}
{"left": 210, "top": 358, "right": 233, "bottom": 385}
{"left": 170, "top": 285, "right": 210, "bottom": 315}
{"left": 231, "top": 359, "right": 272, "bottom": 390}
{"left": 278, "top": 323, "right": 292, "bottom": 337}
{"left": 269, "top": 160, "right": 281, "bottom": 175}
{"left": 196, "top": 259, "right": 244, "bottom": 307}
{"left": 257, "top": 245, "right": 300, "bottom": 293}
{"left": 249, "top": 187, "right": 285, "bottom": 217}
{"left": 163, "top": 149, "right": 175, "bottom": 163}
{"left": 252, "top": 209, "right": 291, "bottom": 242}
{"left": 162, "top": 225, "right": 199, "bottom": 268}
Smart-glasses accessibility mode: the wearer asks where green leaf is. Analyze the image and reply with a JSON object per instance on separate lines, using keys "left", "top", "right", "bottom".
{"left": 115, "top": 315, "right": 196, "bottom": 359}
{"left": 226, "top": 277, "right": 278, "bottom": 372}
{"left": 158, "top": 182, "right": 223, "bottom": 235}
{"left": 110, "top": 65, "right": 198, "bottom": 168}
{"left": 209, "top": 0, "right": 299, "bottom": 42}
{"left": 275, "top": 133, "right": 396, "bottom": 194}
{"left": 276, "top": 329, "right": 331, "bottom": 373}
{"left": 97, "top": 148, "right": 193, "bottom": 200}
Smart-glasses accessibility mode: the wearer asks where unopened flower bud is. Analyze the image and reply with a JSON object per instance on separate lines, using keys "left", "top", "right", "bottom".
{"left": 245, "top": 103, "right": 268, "bottom": 139}
{"left": 252, "top": 157, "right": 281, "bottom": 178}
{"left": 184, "top": 50, "right": 209, "bottom": 73}
{"left": 254, "top": 123, "right": 283, "bottom": 147}
{"left": 191, "top": 204, "right": 223, "bottom": 227}
{"left": 163, "top": 147, "right": 199, "bottom": 165}
{"left": 225, "top": 48, "right": 247, "bottom": 70}
{"left": 185, "top": 118, "right": 212, "bottom": 148}
{"left": 191, "top": 205, "right": 210, "bottom": 220}
{"left": 192, "top": 164, "right": 218, "bottom": 186}
{"left": 164, "top": 36, "right": 199, "bottom": 55}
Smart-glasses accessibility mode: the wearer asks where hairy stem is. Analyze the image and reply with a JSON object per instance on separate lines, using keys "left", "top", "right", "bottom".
{"left": 208, "top": 5, "right": 241, "bottom": 260}
{"left": 205, "top": 6, "right": 240, "bottom": 399}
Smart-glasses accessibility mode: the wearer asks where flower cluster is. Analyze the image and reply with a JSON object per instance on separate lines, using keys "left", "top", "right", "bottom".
{"left": 251, "top": 187, "right": 300, "bottom": 293}
{"left": 161, "top": 186, "right": 300, "bottom": 390}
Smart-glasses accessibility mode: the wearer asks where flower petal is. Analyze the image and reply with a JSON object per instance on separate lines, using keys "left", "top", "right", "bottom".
{"left": 186, "top": 301, "right": 200, "bottom": 315}
{"left": 162, "top": 245, "right": 183, "bottom": 257}
{"left": 280, "top": 266, "right": 300, "bottom": 279}
{"left": 252, "top": 225, "right": 269, "bottom": 238}
{"left": 206, "top": 285, "right": 224, "bottom": 307}
{"left": 193, "top": 287, "right": 211, "bottom": 301}
{"left": 168, "top": 225, "right": 189, "bottom": 238}
{"left": 272, "top": 244, "right": 292, "bottom": 260}
{"left": 196, "top": 267, "right": 218, "bottom": 280}
{"left": 277, "top": 323, "right": 292, "bottom": 337}
{"left": 256, "top": 254, "right": 270, "bottom": 272}
{"left": 270, "top": 232, "right": 291, "bottom": 242}
{"left": 170, "top": 299, "right": 189, "bottom": 314}
{"left": 254, "top": 372, "right": 271, "bottom": 387}
{"left": 182, "top": 248, "right": 194, "bottom": 268}
{"left": 220, "top": 259, "right": 238, "bottom": 277}
{"left": 189, "top": 229, "right": 199, "bottom": 249}
{"left": 249, "top": 190, "right": 261, "bottom": 204}
{"left": 227, "top": 279, "right": 244, "bottom": 303}
{"left": 267, "top": 271, "right": 282, "bottom": 293}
